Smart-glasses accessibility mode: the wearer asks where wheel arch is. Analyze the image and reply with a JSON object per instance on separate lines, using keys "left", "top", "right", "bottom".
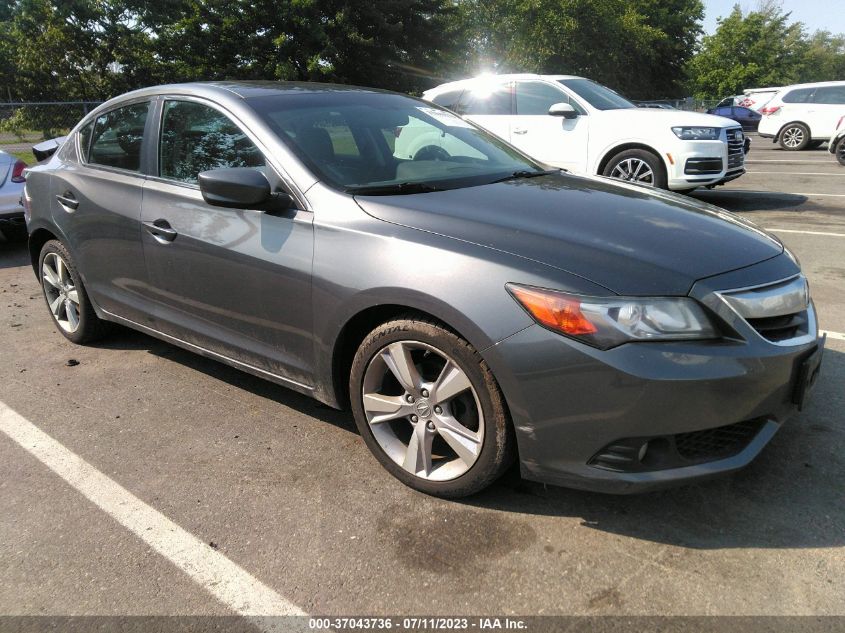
{"left": 596, "top": 142, "right": 669, "bottom": 177}
{"left": 28, "top": 227, "right": 59, "bottom": 274}
{"left": 328, "top": 303, "right": 469, "bottom": 410}
{"left": 776, "top": 120, "right": 810, "bottom": 142}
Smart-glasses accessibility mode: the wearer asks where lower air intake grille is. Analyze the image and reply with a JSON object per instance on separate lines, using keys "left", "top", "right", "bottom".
{"left": 675, "top": 419, "right": 764, "bottom": 460}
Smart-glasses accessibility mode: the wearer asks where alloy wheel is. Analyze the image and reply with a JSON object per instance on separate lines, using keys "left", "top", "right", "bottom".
{"left": 610, "top": 158, "right": 655, "bottom": 184}
{"left": 41, "top": 252, "right": 81, "bottom": 333}
{"left": 361, "top": 340, "right": 484, "bottom": 481}
{"left": 782, "top": 127, "right": 804, "bottom": 149}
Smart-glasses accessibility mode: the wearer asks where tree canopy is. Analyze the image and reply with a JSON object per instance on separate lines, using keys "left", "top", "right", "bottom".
{"left": 0, "top": 0, "right": 843, "bottom": 109}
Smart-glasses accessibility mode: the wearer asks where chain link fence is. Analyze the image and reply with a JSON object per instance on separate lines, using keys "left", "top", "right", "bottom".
{"left": 0, "top": 102, "right": 102, "bottom": 146}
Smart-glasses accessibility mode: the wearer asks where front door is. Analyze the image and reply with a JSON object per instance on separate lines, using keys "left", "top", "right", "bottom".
{"left": 140, "top": 98, "right": 315, "bottom": 385}
{"left": 509, "top": 81, "right": 589, "bottom": 172}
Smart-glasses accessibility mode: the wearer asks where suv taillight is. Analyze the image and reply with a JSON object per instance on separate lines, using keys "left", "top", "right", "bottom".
{"left": 10, "top": 159, "right": 27, "bottom": 183}
{"left": 760, "top": 105, "right": 781, "bottom": 116}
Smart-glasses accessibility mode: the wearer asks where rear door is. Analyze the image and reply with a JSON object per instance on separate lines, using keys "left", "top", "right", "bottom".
{"left": 49, "top": 101, "right": 153, "bottom": 323}
{"left": 140, "top": 97, "right": 315, "bottom": 383}
{"left": 808, "top": 86, "right": 845, "bottom": 138}
{"left": 510, "top": 80, "right": 589, "bottom": 171}
{"left": 457, "top": 82, "right": 513, "bottom": 141}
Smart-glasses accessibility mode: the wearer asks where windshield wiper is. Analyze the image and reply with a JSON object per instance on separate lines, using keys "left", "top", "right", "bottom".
{"left": 348, "top": 182, "right": 442, "bottom": 196}
{"left": 489, "top": 169, "right": 559, "bottom": 184}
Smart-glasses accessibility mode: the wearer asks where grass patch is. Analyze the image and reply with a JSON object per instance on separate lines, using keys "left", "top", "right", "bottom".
{"left": 3, "top": 149, "right": 36, "bottom": 165}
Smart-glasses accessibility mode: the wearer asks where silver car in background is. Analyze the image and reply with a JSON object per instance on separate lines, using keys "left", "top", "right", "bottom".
{"left": 0, "top": 149, "right": 27, "bottom": 239}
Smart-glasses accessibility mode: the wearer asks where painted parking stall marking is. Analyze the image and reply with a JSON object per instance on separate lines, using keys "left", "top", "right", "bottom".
{"left": 0, "top": 401, "right": 306, "bottom": 625}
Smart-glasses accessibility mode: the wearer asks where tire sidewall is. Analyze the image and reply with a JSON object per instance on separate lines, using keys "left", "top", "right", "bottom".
{"left": 602, "top": 149, "right": 668, "bottom": 189}
{"left": 38, "top": 240, "right": 94, "bottom": 344}
{"left": 779, "top": 123, "right": 810, "bottom": 151}
{"left": 836, "top": 138, "right": 845, "bottom": 167}
{"left": 349, "top": 318, "right": 511, "bottom": 497}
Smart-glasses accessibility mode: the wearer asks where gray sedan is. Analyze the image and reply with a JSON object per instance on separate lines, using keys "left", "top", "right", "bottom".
{"left": 23, "top": 82, "right": 823, "bottom": 497}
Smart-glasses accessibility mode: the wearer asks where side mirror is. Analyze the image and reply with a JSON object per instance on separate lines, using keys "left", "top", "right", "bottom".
{"left": 198, "top": 168, "right": 292, "bottom": 211}
{"left": 548, "top": 102, "right": 579, "bottom": 119}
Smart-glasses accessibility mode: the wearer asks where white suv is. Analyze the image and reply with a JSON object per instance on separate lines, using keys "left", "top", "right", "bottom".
{"left": 419, "top": 74, "right": 746, "bottom": 192}
{"left": 758, "top": 81, "right": 845, "bottom": 150}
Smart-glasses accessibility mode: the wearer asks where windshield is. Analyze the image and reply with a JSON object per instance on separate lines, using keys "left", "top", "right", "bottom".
{"left": 558, "top": 79, "right": 636, "bottom": 111}
{"left": 247, "top": 92, "right": 543, "bottom": 193}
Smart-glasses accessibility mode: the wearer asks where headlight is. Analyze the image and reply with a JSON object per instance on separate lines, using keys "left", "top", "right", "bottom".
{"left": 672, "top": 126, "right": 719, "bottom": 141}
{"left": 507, "top": 284, "right": 718, "bottom": 349}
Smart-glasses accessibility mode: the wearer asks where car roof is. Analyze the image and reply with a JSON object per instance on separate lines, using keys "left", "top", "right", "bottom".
{"left": 778, "top": 80, "right": 845, "bottom": 91}
{"left": 424, "top": 74, "right": 583, "bottom": 95}
{"left": 109, "top": 80, "right": 391, "bottom": 102}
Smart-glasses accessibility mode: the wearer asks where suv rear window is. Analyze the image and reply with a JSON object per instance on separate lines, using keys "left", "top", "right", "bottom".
{"left": 458, "top": 85, "right": 512, "bottom": 115}
{"left": 782, "top": 88, "right": 815, "bottom": 103}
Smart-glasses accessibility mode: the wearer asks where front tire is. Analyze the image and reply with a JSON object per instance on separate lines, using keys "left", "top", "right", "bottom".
{"left": 779, "top": 123, "right": 810, "bottom": 150}
{"left": 603, "top": 149, "right": 668, "bottom": 189}
{"left": 349, "top": 316, "right": 515, "bottom": 497}
{"left": 837, "top": 137, "right": 845, "bottom": 167}
{"left": 38, "top": 240, "right": 108, "bottom": 344}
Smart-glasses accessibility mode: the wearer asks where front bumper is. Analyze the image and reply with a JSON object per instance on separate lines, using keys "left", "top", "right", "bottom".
{"left": 665, "top": 130, "right": 746, "bottom": 190}
{"left": 484, "top": 258, "right": 820, "bottom": 494}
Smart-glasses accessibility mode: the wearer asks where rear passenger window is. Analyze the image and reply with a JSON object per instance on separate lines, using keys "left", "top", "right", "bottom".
{"left": 88, "top": 103, "right": 150, "bottom": 171}
{"left": 459, "top": 86, "right": 512, "bottom": 115}
{"left": 430, "top": 90, "right": 464, "bottom": 113}
{"left": 812, "top": 86, "right": 845, "bottom": 104}
{"left": 159, "top": 100, "right": 265, "bottom": 184}
{"left": 782, "top": 88, "right": 815, "bottom": 103}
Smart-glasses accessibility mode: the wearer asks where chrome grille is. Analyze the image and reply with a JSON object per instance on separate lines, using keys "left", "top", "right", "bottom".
{"left": 717, "top": 275, "right": 813, "bottom": 344}
{"left": 726, "top": 127, "right": 744, "bottom": 170}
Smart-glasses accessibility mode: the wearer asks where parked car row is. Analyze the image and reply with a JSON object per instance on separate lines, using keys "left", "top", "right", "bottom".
{"left": 20, "top": 80, "right": 823, "bottom": 497}
{"left": 422, "top": 74, "right": 748, "bottom": 192}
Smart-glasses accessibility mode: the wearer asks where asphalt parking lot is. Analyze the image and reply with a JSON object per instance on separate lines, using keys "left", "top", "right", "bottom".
{"left": 1, "top": 134, "right": 843, "bottom": 623}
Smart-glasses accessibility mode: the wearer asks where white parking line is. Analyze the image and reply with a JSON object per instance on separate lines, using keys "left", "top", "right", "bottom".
{"left": 746, "top": 171, "right": 845, "bottom": 176}
{"left": 0, "top": 401, "right": 306, "bottom": 624}
{"left": 699, "top": 189, "right": 845, "bottom": 197}
{"left": 746, "top": 159, "right": 833, "bottom": 164}
{"left": 767, "top": 228, "right": 845, "bottom": 237}
{"left": 822, "top": 330, "right": 845, "bottom": 342}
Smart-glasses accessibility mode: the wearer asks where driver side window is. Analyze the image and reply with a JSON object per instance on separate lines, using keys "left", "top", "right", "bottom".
{"left": 88, "top": 102, "right": 150, "bottom": 172}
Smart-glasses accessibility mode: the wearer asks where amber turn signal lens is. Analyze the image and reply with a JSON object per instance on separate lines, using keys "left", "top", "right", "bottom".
{"left": 509, "top": 285, "right": 597, "bottom": 336}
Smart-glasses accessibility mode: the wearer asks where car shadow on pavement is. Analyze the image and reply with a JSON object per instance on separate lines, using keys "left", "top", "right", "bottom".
{"left": 0, "top": 234, "right": 31, "bottom": 269}
{"left": 464, "top": 346, "right": 845, "bottom": 551}
{"left": 89, "top": 328, "right": 359, "bottom": 435}
{"left": 691, "top": 190, "right": 808, "bottom": 212}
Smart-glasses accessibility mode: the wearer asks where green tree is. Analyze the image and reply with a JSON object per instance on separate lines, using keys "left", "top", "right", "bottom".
{"left": 457, "top": 0, "right": 703, "bottom": 99}
{"left": 799, "top": 30, "right": 845, "bottom": 83}
{"left": 687, "top": 3, "right": 807, "bottom": 100}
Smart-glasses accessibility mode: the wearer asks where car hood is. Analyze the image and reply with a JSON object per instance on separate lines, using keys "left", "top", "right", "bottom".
{"left": 599, "top": 108, "right": 738, "bottom": 128}
{"left": 355, "top": 173, "right": 783, "bottom": 296}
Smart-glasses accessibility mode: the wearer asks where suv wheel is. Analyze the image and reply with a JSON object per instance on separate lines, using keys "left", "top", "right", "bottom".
{"left": 603, "top": 149, "right": 668, "bottom": 189}
{"left": 38, "top": 240, "right": 108, "bottom": 344}
{"left": 835, "top": 137, "right": 845, "bottom": 166}
{"left": 349, "top": 317, "right": 515, "bottom": 497}
{"left": 779, "top": 123, "right": 810, "bottom": 150}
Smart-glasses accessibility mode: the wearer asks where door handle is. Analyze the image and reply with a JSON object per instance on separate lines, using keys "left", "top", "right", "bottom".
{"left": 56, "top": 192, "right": 79, "bottom": 210}
{"left": 513, "top": 128, "right": 528, "bottom": 135}
{"left": 143, "top": 219, "right": 178, "bottom": 243}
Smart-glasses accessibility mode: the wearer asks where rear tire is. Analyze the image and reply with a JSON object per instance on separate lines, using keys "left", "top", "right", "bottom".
{"left": 837, "top": 137, "right": 845, "bottom": 167}
{"left": 349, "top": 316, "right": 515, "bottom": 498}
{"left": 38, "top": 240, "right": 109, "bottom": 344}
{"left": 779, "top": 123, "right": 810, "bottom": 150}
{"left": 602, "top": 149, "right": 668, "bottom": 189}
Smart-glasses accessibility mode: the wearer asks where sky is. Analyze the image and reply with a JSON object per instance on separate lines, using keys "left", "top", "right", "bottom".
{"left": 702, "top": 0, "right": 845, "bottom": 36}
